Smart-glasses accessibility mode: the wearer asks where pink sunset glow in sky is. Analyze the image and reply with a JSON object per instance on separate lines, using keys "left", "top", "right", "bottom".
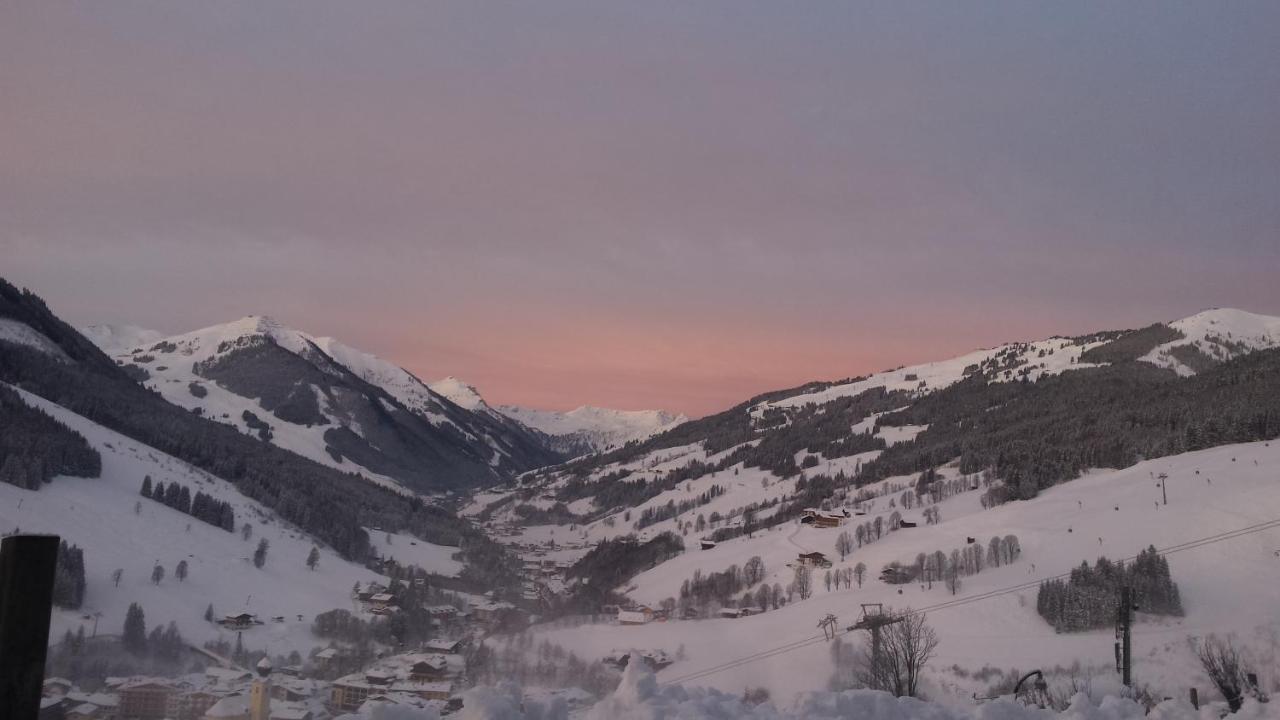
{"left": 3, "top": 3, "right": 1278, "bottom": 416}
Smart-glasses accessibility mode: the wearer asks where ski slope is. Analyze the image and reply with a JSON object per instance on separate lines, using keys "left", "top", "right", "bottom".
{"left": 530, "top": 440, "right": 1280, "bottom": 704}
{"left": 0, "top": 385, "right": 460, "bottom": 659}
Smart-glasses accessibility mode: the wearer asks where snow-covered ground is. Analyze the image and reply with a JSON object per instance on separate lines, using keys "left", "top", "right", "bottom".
{"left": 348, "top": 651, "right": 1274, "bottom": 719}
{"left": 527, "top": 440, "right": 1280, "bottom": 704}
{"left": 367, "top": 528, "right": 463, "bottom": 578}
{"left": 0, "top": 385, "right": 460, "bottom": 659}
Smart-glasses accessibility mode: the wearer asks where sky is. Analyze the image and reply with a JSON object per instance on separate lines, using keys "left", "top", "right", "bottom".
{"left": 2, "top": 2, "right": 1278, "bottom": 416}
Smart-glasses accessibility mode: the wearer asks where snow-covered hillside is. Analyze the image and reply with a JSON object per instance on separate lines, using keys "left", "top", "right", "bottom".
{"left": 0, "top": 317, "right": 71, "bottom": 360}
{"left": 79, "top": 323, "right": 165, "bottom": 356}
{"left": 760, "top": 337, "right": 1106, "bottom": 413}
{"left": 1142, "top": 308, "right": 1280, "bottom": 376}
{"left": 81, "top": 316, "right": 560, "bottom": 492}
{"left": 0, "top": 385, "right": 461, "bottom": 658}
{"left": 498, "top": 405, "right": 687, "bottom": 456}
{"left": 530, "top": 439, "right": 1280, "bottom": 703}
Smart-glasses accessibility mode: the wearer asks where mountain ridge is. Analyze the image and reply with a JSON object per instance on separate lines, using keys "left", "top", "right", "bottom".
{"left": 75, "top": 313, "right": 563, "bottom": 493}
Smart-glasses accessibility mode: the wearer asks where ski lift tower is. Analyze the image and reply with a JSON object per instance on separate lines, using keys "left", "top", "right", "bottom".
{"left": 848, "top": 603, "right": 903, "bottom": 670}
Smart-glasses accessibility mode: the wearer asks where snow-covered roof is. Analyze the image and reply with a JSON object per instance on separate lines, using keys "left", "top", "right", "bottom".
{"left": 205, "top": 694, "right": 249, "bottom": 718}
{"left": 421, "top": 638, "right": 461, "bottom": 652}
{"left": 269, "top": 700, "right": 311, "bottom": 720}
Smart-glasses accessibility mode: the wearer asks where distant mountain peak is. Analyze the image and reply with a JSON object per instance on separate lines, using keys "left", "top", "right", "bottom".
{"left": 429, "top": 376, "right": 490, "bottom": 411}
{"left": 497, "top": 402, "right": 686, "bottom": 457}
{"left": 1143, "top": 307, "right": 1280, "bottom": 376}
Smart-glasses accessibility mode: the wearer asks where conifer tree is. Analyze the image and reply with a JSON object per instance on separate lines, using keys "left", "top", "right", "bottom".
{"left": 123, "top": 602, "right": 147, "bottom": 654}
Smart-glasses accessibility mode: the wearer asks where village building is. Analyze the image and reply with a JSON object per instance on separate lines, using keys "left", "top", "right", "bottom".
{"left": 66, "top": 702, "right": 110, "bottom": 720}
{"left": 469, "top": 599, "right": 516, "bottom": 624}
{"left": 167, "top": 688, "right": 225, "bottom": 720}
{"left": 330, "top": 651, "right": 462, "bottom": 712}
{"left": 797, "top": 551, "right": 832, "bottom": 568}
{"left": 118, "top": 679, "right": 179, "bottom": 720}
{"left": 43, "top": 677, "right": 74, "bottom": 697}
{"left": 217, "top": 613, "right": 260, "bottom": 630}
{"left": 601, "top": 649, "right": 673, "bottom": 671}
{"left": 616, "top": 608, "right": 653, "bottom": 625}
{"left": 800, "top": 508, "right": 848, "bottom": 528}
{"left": 421, "top": 638, "right": 463, "bottom": 654}
{"left": 203, "top": 694, "right": 249, "bottom": 720}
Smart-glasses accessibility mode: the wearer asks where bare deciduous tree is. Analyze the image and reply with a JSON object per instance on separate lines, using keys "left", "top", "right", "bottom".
{"left": 1195, "top": 635, "right": 1256, "bottom": 712}
{"left": 792, "top": 565, "right": 813, "bottom": 600}
{"left": 860, "top": 609, "right": 939, "bottom": 698}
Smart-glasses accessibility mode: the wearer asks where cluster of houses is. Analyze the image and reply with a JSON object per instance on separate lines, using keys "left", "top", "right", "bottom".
{"left": 40, "top": 640, "right": 475, "bottom": 720}
{"left": 519, "top": 557, "right": 572, "bottom": 606}
{"left": 328, "top": 640, "right": 466, "bottom": 715}
{"left": 600, "top": 649, "right": 673, "bottom": 671}
{"left": 40, "top": 659, "right": 318, "bottom": 720}
{"left": 352, "top": 582, "right": 524, "bottom": 630}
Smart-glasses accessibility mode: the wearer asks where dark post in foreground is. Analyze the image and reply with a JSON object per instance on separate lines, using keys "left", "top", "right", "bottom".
{"left": 0, "top": 535, "right": 61, "bottom": 720}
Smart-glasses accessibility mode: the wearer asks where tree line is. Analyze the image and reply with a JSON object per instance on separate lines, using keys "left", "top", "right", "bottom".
{"left": 140, "top": 475, "right": 236, "bottom": 531}
{"left": 1037, "top": 547, "right": 1182, "bottom": 632}
{"left": 0, "top": 383, "right": 100, "bottom": 489}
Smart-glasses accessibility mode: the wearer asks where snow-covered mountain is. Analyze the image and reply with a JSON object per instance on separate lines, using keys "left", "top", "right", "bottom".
{"left": 81, "top": 315, "right": 562, "bottom": 493}
{"left": 498, "top": 404, "right": 687, "bottom": 457}
{"left": 1141, "top": 307, "right": 1280, "bottom": 376}
{"left": 429, "top": 375, "right": 686, "bottom": 457}
{"left": 429, "top": 375, "right": 492, "bottom": 412}
{"left": 500, "top": 308, "right": 1280, "bottom": 523}
{"left": 79, "top": 323, "right": 165, "bottom": 356}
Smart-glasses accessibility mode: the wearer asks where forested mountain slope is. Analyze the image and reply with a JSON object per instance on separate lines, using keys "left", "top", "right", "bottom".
{"left": 78, "top": 314, "right": 563, "bottom": 493}
{"left": 486, "top": 310, "right": 1280, "bottom": 543}
{"left": 0, "top": 278, "right": 517, "bottom": 583}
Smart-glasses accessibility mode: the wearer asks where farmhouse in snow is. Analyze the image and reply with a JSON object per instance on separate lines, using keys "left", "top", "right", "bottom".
{"left": 800, "top": 508, "right": 848, "bottom": 528}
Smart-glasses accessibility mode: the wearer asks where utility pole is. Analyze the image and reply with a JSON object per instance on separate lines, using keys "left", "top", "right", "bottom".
{"left": 817, "top": 614, "right": 839, "bottom": 641}
{"left": 1115, "top": 586, "right": 1133, "bottom": 687}
{"left": 1157, "top": 473, "right": 1168, "bottom": 506}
